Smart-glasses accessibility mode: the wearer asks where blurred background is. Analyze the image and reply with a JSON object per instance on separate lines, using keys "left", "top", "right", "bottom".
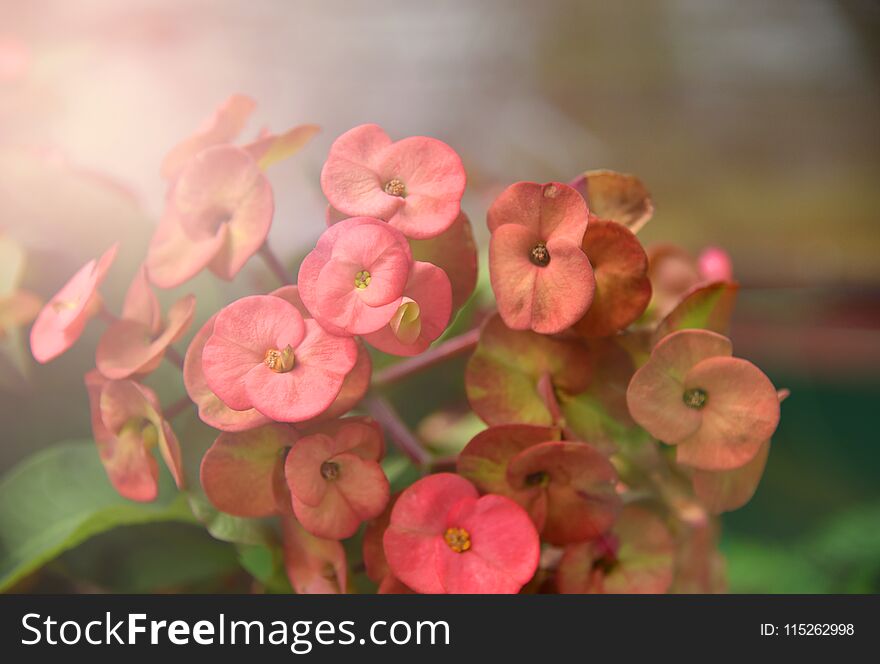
{"left": 1, "top": 0, "right": 878, "bottom": 592}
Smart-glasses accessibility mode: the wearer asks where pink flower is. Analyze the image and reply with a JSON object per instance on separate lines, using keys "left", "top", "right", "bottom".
{"left": 362, "top": 261, "right": 452, "bottom": 356}
{"left": 626, "top": 329, "right": 780, "bottom": 470}
{"left": 202, "top": 295, "right": 358, "bottom": 422}
{"left": 85, "top": 371, "right": 184, "bottom": 501}
{"left": 185, "top": 286, "right": 372, "bottom": 432}
{"left": 95, "top": 267, "right": 195, "bottom": 379}
{"left": 284, "top": 418, "right": 389, "bottom": 539}
{"left": 488, "top": 182, "right": 595, "bottom": 334}
{"left": 383, "top": 473, "right": 540, "bottom": 594}
{"left": 30, "top": 244, "right": 118, "bottom": 363}
{"left": 147, "top": 145, "right": 273, "bottom": 288}
{"left": 320, "top": 124, "right": 466, "bottom": 240}
{"left": 298, "top": 217, "right": 413, "bottom": 336}
{"left": 697, "top": 246, "right": 733, "bottom": 283}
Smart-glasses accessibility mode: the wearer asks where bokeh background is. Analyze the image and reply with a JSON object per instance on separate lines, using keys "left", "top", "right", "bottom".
{"left": 1, "top": 0, "right": 878, "bottom": 592}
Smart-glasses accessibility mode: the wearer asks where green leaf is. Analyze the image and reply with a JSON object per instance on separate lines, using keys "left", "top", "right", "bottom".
{"left": 0, "top": 441, "right": 195, "bottom": 591}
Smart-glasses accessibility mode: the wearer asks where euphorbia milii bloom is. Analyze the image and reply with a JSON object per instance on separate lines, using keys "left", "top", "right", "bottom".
{"left": 383, "top": 473, "right": 539, "bottom": 594}
{"left": 285, "top": 418, "right": 389, "bottom": 539}
{"left": 298, "top": 217, "right": 413, "bottom": 336}
{"left": 320, "top": 124, "right": 466, "bottom": 240}
{"left": 96, "top": 267, "right": 195, "bottom": 379}
{"left": 488, "top": 182, "right": 595, "bottom": 334}
{"left": 573, "top": 219, "right": 651, "bottom": 338}
{"left": 363, "top": 261, "right": 452, "bottom": 356}
{"left": 30, "top": 243, "right": 118, "bottom": 363}
{"left": 557, "top": 505, "right": 675, "bottom": 594}
{"left": 202, "top": 294, "right": 358, "bottom": 422}
{"left": 626, "top": 329, "right": 780, "bottom": 470}
{"left": 186, "top": 287, "right": 370, "bottom": 431}
{"left": 85, "top": 371, "right": 184, "bottom": 502}
{"left": 147, "top": 145, "right": 273, "bottom": 288}
{"left": 458, "top": 425, "right": 620, "bottom": 545}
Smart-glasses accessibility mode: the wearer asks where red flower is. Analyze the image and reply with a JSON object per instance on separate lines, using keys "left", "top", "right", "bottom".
{"left": 383, "top": 473, "right": 539, "bottom": 594}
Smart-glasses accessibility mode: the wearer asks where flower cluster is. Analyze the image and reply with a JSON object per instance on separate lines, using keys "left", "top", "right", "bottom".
{"left": 21, "top": 96, "right": 783, "bottom": 594}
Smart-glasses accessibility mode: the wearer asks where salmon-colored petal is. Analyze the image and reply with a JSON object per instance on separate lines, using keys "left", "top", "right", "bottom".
{"left": 96, "top": 295, "right": 195, "bottom": 379}
{"left": 146, "top": 202, "right": 228, "bottom": 289}
{"left": 626, "top": 329, "right": 733, "bottom": 444}
{"left": 363, "top": 262, "right": 452, "bottom": 357}
{"left": 575, "top": 219, "right": 651, "bottom": 337}
{"left": 490, "top": 224, "right": 593, "bottom": 334}
{"left": 692, "top": 439, "right": 770, "bottom": 513}
{"left": 675, "top": 357, "right": 780, "bottom": 470}
{"left": 442, "top": 493, "right": 540, "bottom": 593}
{"left": 281, "top": 515, "right": 347, "bottom": 594}
{"left": 201, "top": 424, "right": 294, "bottom": 518}
{"left": 409, "top": 211, "right": 478, "bottom": 312}
{"left": 321, "top": 124, "right": 398, "bottom": 218}
{"left": 30, "top": 244, "right": 118, "bottom": 363}
{"left": 285, "top": 433, "right": 335, "bottom": 507}
{"left": 507, "top": 441, "right": 620, "bottom": 545}
{"left": 183, "top": 314, "right": 270, "bottom": 432}
{"left": 121, "top": 266, "right": 161, "bottom": 333}
{"left": 487, "top": 181, "right": 588, "bottom": 244}
{"left": 375, "top": 136, "right": 465, "bottom": 239}
{"left": 570, "top": 170, "right": 653, "bottom": 234}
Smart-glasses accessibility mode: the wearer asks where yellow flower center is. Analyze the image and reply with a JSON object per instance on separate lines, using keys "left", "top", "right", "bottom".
{"left": 383, "top": 178, "right": 406, "bottom": 197}
{"left": 355, "top": 270, "right": 372, "bottom": 289}
{"left": 264, "top": 345, "right": 295, "bottom": 373}
{"left": 444, "top": 527, "right": 471, "bottom": 553}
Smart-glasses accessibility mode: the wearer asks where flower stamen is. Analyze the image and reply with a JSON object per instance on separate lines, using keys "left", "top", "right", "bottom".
{"left": 355, "top": 270, "right": 372, "bottom": 289}
{"left": 525, "top": 470, "right": 550, "bottom": 487}
{"left": 264, "top": 344, "right": 295, "bottom": 373}
{"left": 383, "top": 178, "right": 406, "bottom": 197}
{"left": 530, "top": 242, "right": 551, "bottom": 267}
{"left": 444, "top": 526, "right": 471, "bottom": 553}
{"left": 683, "top": 387, "right": 708, "bottom": 410}
{"left": 320, "top": 461, "right": 340, "bottom": 481}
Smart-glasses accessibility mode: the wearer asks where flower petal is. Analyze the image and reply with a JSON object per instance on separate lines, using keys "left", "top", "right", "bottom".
{"left": 676, "top": 357, "right": 780, "bottom": 470}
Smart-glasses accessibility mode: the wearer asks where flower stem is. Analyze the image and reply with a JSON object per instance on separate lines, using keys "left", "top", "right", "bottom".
{"left": 164, "top": 395, "right": 192, "bottom": 419}
{"left": 165, "top": 345, "right": 185, "bottom": 370}
{"left": 259, "top": 242, "right": 292, "bottom": 286}
{"left": 371, "top": 328, "right": 481, "bottom": 387}
{"left": 364, "top": 394, "right": 431, "bottom": 467}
